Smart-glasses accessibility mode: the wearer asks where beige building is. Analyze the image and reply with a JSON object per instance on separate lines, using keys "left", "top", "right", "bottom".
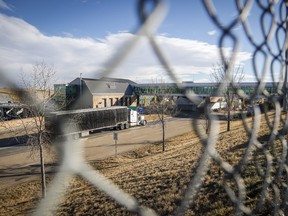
{"left": 69, "top": 77, "right": 138, "bottom": 109}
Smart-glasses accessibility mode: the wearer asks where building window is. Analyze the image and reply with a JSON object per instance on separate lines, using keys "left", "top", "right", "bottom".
{"left": 110, "top": 98, "right": 113, "bottom": 106}
{"left": 102, "top": 98, "right": 107, "bottom": 107}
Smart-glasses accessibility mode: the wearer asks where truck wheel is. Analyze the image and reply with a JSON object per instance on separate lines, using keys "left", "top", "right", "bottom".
{"left": 124, "top": 123, "right": 129, "bottom": 129}
{"left": 142, "top": 120, "right": 147, "bottom": 126}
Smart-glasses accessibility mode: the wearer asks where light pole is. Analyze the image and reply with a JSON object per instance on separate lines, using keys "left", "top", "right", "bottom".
{"left": 80, "top": 73, "right": 82, "bottom": 109}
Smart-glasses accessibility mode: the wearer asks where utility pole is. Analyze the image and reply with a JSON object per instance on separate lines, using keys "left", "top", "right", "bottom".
{"left": 80, "top": 73, "right": 82, "bottom": 109}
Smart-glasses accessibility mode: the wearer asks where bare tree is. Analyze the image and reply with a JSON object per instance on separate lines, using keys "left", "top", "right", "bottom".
{"left": 210, "top": 59, "right": 245, "bottom": 131}
{"left": 18, "top": 61, "right": 57, "bottom": 197}
{"left": 147, "top": 79, "right": 178, "bottom": 151}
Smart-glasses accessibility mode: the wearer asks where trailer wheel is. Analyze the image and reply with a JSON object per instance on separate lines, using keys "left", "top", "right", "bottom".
{"left": 124, "top": 123, "right": 129, "bottom": 129}
{"left": 119, "top": 123, "right": 124, "bottom": 130}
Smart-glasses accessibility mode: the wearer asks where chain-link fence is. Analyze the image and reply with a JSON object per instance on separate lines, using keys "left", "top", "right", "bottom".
{"left": 1, "top": 0, "right": 288, "bottom": 215}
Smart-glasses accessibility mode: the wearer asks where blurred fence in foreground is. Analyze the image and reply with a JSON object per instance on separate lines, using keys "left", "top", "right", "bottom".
{"left": 1, "top": 0, "right": 288, "bottom": 215}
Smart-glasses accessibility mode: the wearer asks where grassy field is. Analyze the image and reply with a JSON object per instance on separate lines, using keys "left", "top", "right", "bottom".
{"left": 0, "top": 112, "right": 286, "bottom": 215}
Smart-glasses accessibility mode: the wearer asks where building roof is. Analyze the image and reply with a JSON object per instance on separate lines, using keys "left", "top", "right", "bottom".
{"left": 100, "top": 77, "right": 136, "bottom": 84}
{"left": 134, "top": 82, "right": 277, "bottom": 88}
{"left": 69, "top": 77, "right": 134, "bottom": 95}
{"left": 84, "top": 79, "right": 133, "bottom": 95}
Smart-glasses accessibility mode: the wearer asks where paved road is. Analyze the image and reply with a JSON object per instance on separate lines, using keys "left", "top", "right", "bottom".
{"left": 0, "top": 117, "right": 198, "bottom": 166}
{"left": 0, "top": 144, "right": 30, "bottom": 157}
{"left": 0, "top": 116, "right": 203, "bottom": 189}
{"left": 84, "top": 117, "right": 196, "bottom": 161}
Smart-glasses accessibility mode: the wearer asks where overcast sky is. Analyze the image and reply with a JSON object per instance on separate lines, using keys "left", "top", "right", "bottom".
{"left": 0, "top": 0, "right": 284, "bottom": 85}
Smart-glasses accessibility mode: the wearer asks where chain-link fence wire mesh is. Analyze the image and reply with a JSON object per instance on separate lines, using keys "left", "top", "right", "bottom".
{"left": 1, "top": 0, "right": 288, "bottom": 215}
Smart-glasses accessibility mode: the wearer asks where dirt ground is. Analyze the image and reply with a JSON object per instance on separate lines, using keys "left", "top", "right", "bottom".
{"left": 0, "top": 112, "right": 286, "bottom": 215}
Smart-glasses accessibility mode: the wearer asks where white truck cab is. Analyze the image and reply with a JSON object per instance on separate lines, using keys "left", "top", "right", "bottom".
{"left": 129, "top": 109, "right": 147, "bottom": 126}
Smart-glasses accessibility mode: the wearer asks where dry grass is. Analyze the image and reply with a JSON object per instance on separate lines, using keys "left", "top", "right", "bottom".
{"left": 0, "top": 112, "right": 286, "bottom": 215}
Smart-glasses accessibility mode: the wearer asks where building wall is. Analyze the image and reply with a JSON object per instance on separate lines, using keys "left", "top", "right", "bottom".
{"left": 92, "top": 94, "right": 138, "bottom": 108}
{"left": 80, "top": 85, "right": 93, "bottom": 108}
{"left": 68, "top": 78, "right": 138, "bottom": 109}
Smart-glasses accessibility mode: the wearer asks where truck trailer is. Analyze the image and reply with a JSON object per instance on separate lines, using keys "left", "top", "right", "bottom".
{"left": 45, "top": 106, "right": 147, "bottom": 137}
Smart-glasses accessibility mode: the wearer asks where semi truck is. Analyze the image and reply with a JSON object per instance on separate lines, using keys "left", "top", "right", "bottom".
{"left": 210, "top": 101, "right": 227, "bottom": 112}
{"left": 45, "top": 106, "right": 147, "bottom": 137}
